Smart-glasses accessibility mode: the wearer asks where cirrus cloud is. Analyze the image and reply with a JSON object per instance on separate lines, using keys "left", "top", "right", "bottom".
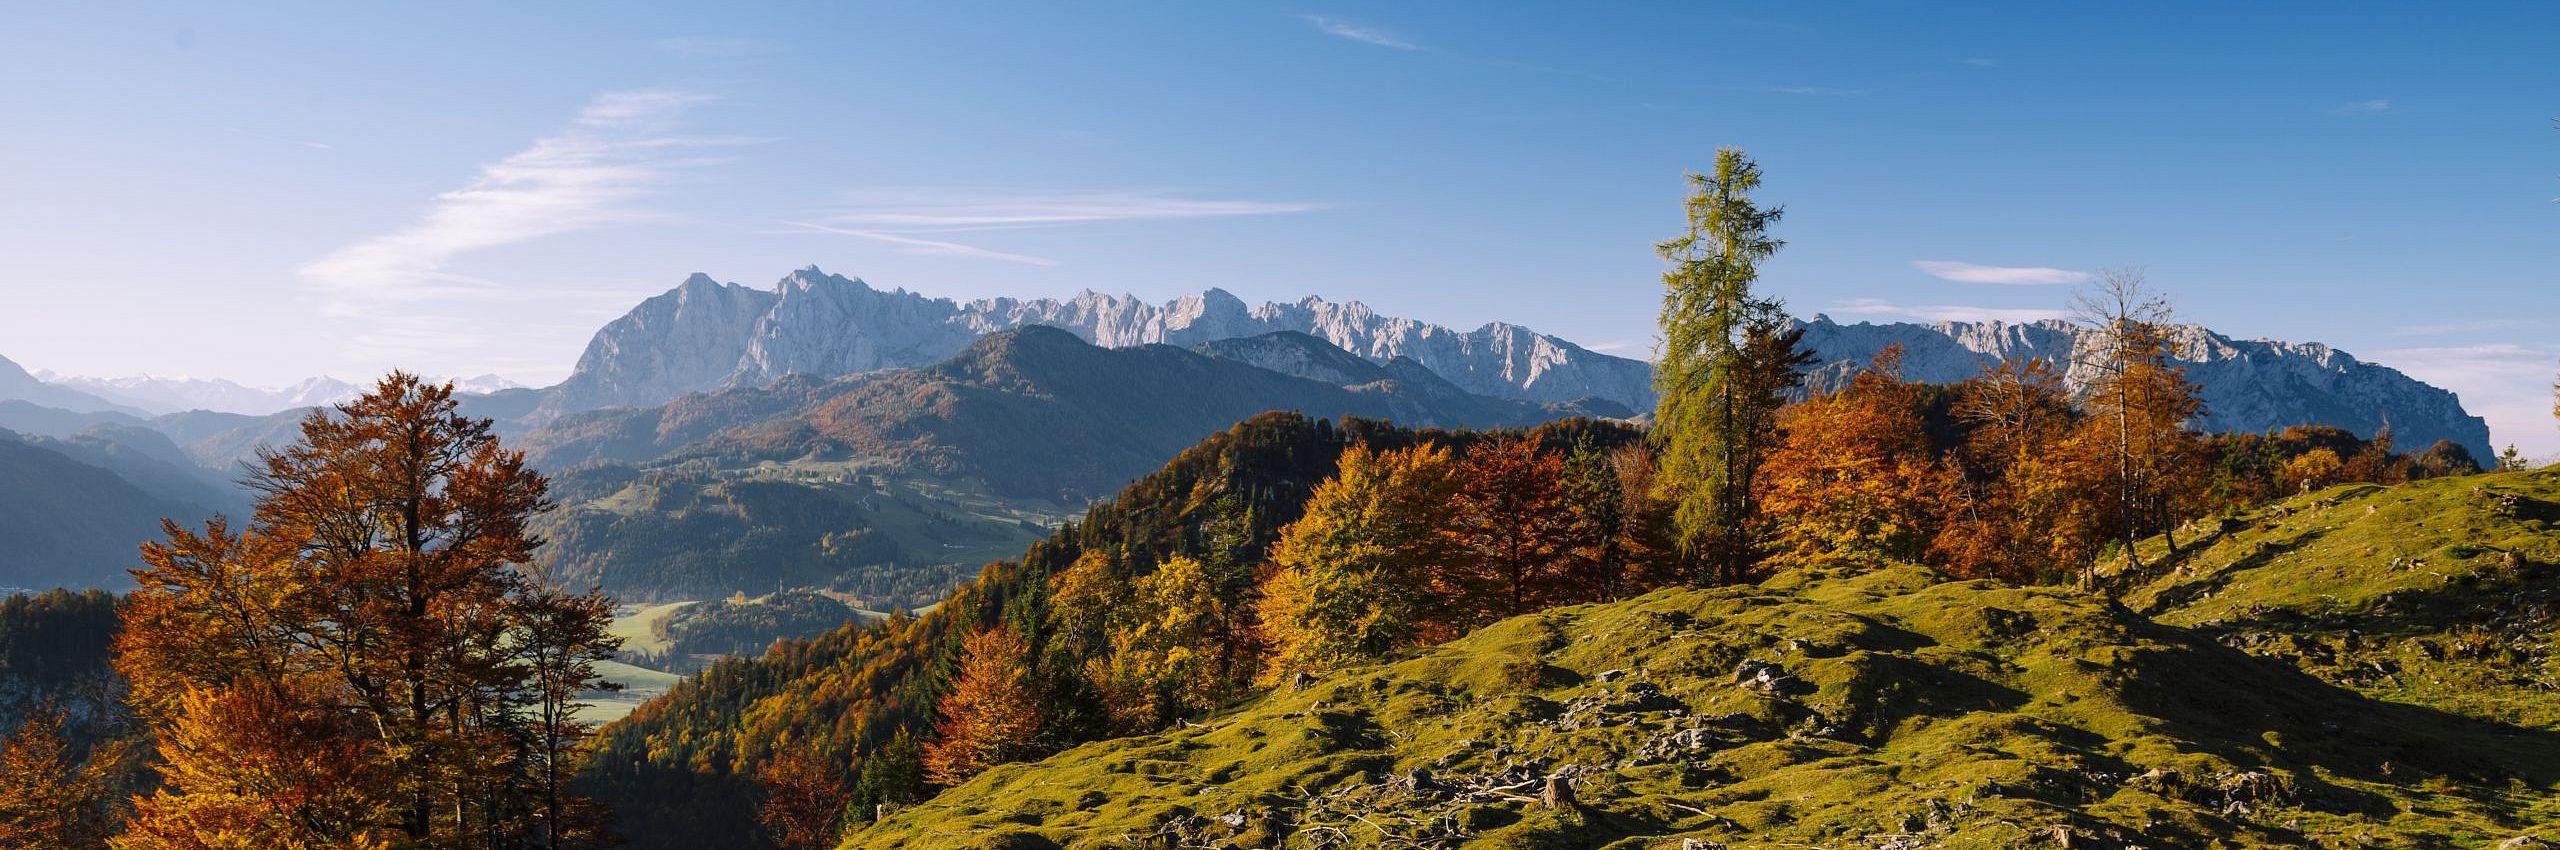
{"left": 1303, "top": 15, "right": 1418, "bottom": 50}
{"left": 301, "top": 89, "right": 760, "bottom": 359}
{"left": 790, "top": 189, "right": 1330, "bottom": 266}
{"left": 1911, "top": 259, "right": 2093, "bottom": 285}
{"left": 1830, "top": 298, "right": 2068, "bottom": 324}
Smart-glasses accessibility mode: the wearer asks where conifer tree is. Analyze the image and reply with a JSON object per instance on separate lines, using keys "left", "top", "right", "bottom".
{"left": 1651, "top": 148, "right": 1811, "bottom": 581}
{"left": 844, "top": 733, "right": 926, "bottom": 827}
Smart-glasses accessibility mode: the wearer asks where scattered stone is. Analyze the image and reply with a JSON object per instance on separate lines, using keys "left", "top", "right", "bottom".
{"left": 1733, "top": 658, "right": 1801, "bottom": 693}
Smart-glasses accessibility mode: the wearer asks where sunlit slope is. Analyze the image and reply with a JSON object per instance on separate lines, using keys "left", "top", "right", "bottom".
{"left": 2125, "top": 467, "right": 2560, "bottom": 730}
{"left": 853, "top": 566, "right": 2559, "bottom": 850}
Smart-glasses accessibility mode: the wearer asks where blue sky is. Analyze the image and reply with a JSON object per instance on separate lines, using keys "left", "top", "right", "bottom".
{"left": 3, "top": 3, "right": 2555, "bottom": 452}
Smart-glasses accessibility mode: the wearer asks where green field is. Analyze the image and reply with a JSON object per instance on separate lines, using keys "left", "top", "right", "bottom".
{"left": 578, "top": 658, "right": 687, "bottom": 726}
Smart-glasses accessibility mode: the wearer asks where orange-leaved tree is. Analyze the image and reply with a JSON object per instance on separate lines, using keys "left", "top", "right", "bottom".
{"left": 1936, "top": 357, "right": 2081, "bottom": 582}
{"left": 1756, "top": 347, "right": 1958, "bottom": 567}
{"left": 112, "top": 372, "right": 621, "bottom": 850}
{"left": 921, "top": 626, "right": 1044, "bottom": 787}
{"left": 756, "top": 745, "right": 847, "bottom": 850}
{"left": 1443, "top": 436, "right": 1579, "bottom": 626}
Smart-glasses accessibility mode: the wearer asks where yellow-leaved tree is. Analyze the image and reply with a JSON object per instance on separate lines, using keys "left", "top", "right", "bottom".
{"left": 1255, "top": 443, "right": 1461, "bottom": 682}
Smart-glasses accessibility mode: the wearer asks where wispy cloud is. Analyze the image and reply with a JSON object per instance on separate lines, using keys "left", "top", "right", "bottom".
{"left": 1911, "top": 259, "right": 2092, "bottom": 286}
{"left": 2337, "top": 98, "right": 2392, "bottom": 114}
{"left": 1771, "top": 86, "right": 1866, "bottom": 96}
{"left": 301, "top": 89, "right": 754, "bottom": 358}
{"left": 793, "top": 190, "right": 1327, "bottom": 265}
{"left": 1304, "top": 15, "right": 1418, "bottom": 50}
{"left": 1830, "top": 298, "right": 2067, "bottom": 324}
{"left": 1956, "top": 57, "right": 1999, "bottom": 68}
{"left": 783, "top": 222, "right": 1061, "bottom": 267}
{"left": 654, "top": 36, "right": 767, "bottom": 59}
{"left": 821, "top": 190, "right": 1327, "bottom": 229}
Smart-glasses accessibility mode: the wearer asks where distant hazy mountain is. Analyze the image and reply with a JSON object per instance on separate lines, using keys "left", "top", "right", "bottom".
{"left": 541, "top": 267, "right": 1655, "bottom": 418}
{"left": 0, "top": 429, "right": 230, "bottom": 590}
{"left": 0, "top": 354, "right": 145, "bottom": 416}
{"left": 30, "top": 372, "right": 524, "bottom": 416}
{"left": 1792, "top": 315, "right": 2493, "bottom": 461}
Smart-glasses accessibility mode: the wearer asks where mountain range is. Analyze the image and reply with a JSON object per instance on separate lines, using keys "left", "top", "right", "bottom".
{"left": 0, "top": 265, "right": 2505, "bottom": 593}
{"left": 541, "top": 268, "right": 2490, "bottom": 458}
{"left": 541, "top": 266, "right": 1656, "bottom": 419}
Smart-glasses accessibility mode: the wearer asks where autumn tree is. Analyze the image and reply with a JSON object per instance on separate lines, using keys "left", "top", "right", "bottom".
{"left": 1602, "top": 444, "right": 1684, "bottom": 591}
{"left": 1255, "top": 443, "right": 1462, "bottom": 680}
{"left": 1652, "top": 148, "right": 1813, "bottom": 581}
{"left": 2070, "top": 269, "right": 2205, "bottom": 585}
{"left": 0, "top": 706, "right": 119, "bottom": 850}
{"left": 112, "top": 373, "right": 621, "bottom": 850}
{"left": 921, "top": 627, "right": 1044, "bottom": 787}
{"left": 1757, "top": 348, "right": 1958, "bottom": 567}
{"left": 1936, "top": 357, "right": 2082, "bottom": 582}
{"left": 757, "top": 746, "right": 846, "bottom": 850}
{"left": 2282, "top": 448, "right": 2344, "bottom": 493}
{"left": 1443, "top": 436, "right": 1578, "bottom": 624}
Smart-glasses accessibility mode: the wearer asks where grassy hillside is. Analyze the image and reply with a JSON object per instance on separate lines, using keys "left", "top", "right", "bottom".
{"left": 2123, "top": 466, "right": 2560, "bottom": 731}
{"left": 856, "top": 565, "right": 2560, "bottom": 850}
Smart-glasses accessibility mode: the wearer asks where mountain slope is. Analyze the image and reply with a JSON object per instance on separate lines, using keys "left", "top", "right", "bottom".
{"left": 0, "top": 400, "right": 149, "bottom": 439}
{"left": 1795, "top": 315, "right": 2493, "bottom": 461}
{"left": 855, "top": 564, "right": 2560, "bottom": 849}
{"left": 0, "top": 434, "right": 209, "bottom": 590}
